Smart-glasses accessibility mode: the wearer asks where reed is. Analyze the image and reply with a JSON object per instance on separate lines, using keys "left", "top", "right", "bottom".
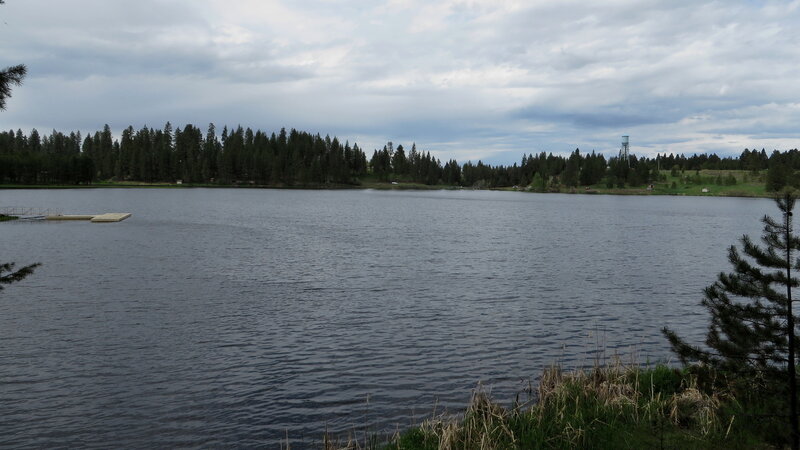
{"left": 317, "top": 356, "right": 793, "bottom": 449}
{"left": 375, "top": 359, "right": 769, "bottom": 449}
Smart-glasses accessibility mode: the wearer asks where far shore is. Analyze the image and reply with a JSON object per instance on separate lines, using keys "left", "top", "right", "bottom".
{"left": 0, "top": 179, "right": 775, "bottom": 199}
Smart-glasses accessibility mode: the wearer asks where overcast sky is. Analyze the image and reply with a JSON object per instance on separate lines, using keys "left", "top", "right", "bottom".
{"left": 2, "top": 0, "right": 799, "bottom": 164}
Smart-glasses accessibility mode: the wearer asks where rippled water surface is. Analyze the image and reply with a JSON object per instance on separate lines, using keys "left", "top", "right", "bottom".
{"left": 0, "top": 188, "right": 774, "bottom": 448}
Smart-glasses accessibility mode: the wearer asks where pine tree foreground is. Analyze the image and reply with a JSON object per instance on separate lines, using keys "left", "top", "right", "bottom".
{"left": 1, "top": 1, "right": 40, "bottom": 293}
{"left": 0, "top": 262, "right": 40, "bottom": 290}
{"left": 663, "top": 190, "right": 800, "bottom": 448}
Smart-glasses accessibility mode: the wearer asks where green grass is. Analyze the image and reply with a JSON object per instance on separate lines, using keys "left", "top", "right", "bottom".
{"left": 653, "top": 169, "right": 768, "bottom": 197}
{"left": 532, "top": 169, "right": 771, "bottom": 198}
{"left": 318, "top": 361, "right": 787, "bottom": 450}
{"left": 0, "top": 214, "right": 18, "bottom": 222}
{"left": 0, "top": 170, "right": 776, "bottom": 197}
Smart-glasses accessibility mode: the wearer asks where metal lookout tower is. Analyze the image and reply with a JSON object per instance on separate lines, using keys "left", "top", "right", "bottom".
{"left": 618, "top": 135, "right": 630, "bottom": 166}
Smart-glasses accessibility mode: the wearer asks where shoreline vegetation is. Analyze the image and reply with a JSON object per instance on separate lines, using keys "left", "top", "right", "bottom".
{"left": 320, "top": 360, "right": 779, "bottom": 450}
{"left": 0, "top": 168, "right": 775, "bottom": 198}
{"left": 1, "top": 125, "right": 798, "bottom": 197}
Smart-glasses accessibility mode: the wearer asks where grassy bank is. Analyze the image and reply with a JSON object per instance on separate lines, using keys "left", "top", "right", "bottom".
{"left": 0, "top": 170, "right": 775, "bottom": 197}
{"left": 598, "top": 169, "right": 767, "bottom": 197}
{"left": 502, "top": 169, "right": 770, "bottom": 198}
{"left": 321, "top": 361, "right": 788, "bottom": 449}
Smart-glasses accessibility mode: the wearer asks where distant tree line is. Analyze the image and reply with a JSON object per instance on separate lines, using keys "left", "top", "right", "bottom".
{"left": 0, "top": 124, "right": 798, "bottom": 191}
{"left": 0, "top": 124, "right": 368, "bottom": 185}
{"left": 364, "top": 145, "right": 798, "bottom": 191}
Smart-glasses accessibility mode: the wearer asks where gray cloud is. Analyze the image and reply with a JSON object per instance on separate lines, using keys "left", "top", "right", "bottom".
{"left": 1, "top": 0, "right": 799, "bottom": 163}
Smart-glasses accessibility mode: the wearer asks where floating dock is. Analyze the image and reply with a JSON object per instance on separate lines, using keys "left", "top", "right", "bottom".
{"left": 90, "top": 213, "right": 132, "bottom": 222}
{"left": 46, "top": 213, "right": 132, "bottom": 223}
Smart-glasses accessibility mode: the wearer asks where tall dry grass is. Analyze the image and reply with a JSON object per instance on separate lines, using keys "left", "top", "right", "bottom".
{"left": 378, "top": 359, "right": 740, "bottom": 449}
{"left": 314, "top": 357, "right": 780, "bottom": 449}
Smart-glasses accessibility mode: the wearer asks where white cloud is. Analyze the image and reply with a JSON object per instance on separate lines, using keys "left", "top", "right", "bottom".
{"left": 1, "top": 0, "right": 799, "bottom": 163}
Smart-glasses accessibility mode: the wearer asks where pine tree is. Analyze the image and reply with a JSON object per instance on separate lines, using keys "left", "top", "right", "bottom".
{"left": 100, "top": 124, "right": 114, "bottom": 179}
{"left": 663, "top": 191, "right": 800, "bottom": 448}
{"left": 531, "top": 172, "right": 547, "bottom": 192}
{"left": 767, "top": 153, "right": 791, "bottom": 192}
{"left": 0, "top": 0, "right": 39, "bottom": 288}
{"left": 562, "top": 149, "right": 580, "bottom": 187}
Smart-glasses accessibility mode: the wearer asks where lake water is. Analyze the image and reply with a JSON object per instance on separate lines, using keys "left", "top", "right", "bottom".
{"left": 0, "top": 188, "right": 775, "bottom": 448}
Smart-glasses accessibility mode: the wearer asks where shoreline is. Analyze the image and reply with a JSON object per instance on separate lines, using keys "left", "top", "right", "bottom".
{"left": 320, "top": 362, "right": 781, "bottom": 449}
{"left": 0, "top": 182, "right": 774, "bottom": 198}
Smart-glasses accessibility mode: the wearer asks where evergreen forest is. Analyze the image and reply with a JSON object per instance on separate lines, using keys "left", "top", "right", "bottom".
{"left": 1, "top": 123, "right": 799, "bottom": 192}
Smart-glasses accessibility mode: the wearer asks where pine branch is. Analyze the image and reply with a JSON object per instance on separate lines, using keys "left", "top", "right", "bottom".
{"left": 0, "top": 262, "right": 40, "bottom": 289}
{"left": 0, "top": 64, "right": 27, "bottom": 110}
